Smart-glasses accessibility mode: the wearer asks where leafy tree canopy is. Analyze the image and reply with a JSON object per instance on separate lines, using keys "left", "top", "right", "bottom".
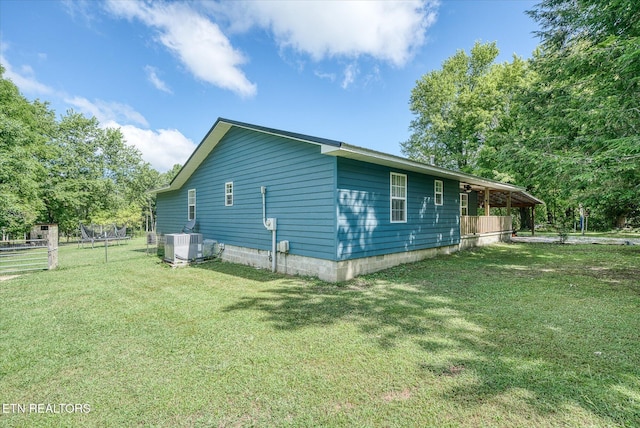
{"left": 405, "top": 0, "right": 640, "bottom": 229}
{"left": 0, "top": 66, "right": 168, "bottom": 237}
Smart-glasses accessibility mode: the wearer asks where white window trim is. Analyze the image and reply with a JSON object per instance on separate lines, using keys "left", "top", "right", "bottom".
{"left": 460, "top": 192, "right": 469, "bottom": 216}
{"left": 188, "top": 189, "right": 196, "bottom": 220}
{"left": 435, "top": 180, "right": 444, "bottom": 206}
{"left": 225, "top": 182, "right": 233, "bottom": 206}
{"left": 390, "top": 172, "right": 407, "bottom": 223}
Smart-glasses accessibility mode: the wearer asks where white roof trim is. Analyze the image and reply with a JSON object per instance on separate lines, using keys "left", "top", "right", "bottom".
{"left": 152, "top": 118, "right": 342, "bottom": 194}
{"left": 153, "top": 122, "right": 232, "bottom": 194}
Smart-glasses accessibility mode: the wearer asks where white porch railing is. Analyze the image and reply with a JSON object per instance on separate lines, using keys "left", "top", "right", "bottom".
{"left": 461, "top": 216, "right": 512, "bottom": 236}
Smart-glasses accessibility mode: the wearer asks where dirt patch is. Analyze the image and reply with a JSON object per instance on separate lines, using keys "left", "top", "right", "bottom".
{"left": 0, "top": 275, "right": 20, "bottom": 281}
{"left": 334, "top": 401, "right": 355, "bottom": 411}
{"left": 441, "top": 365, "right": 465, "bottom": 377}
{"left": 420, "top": 363, "right": 466, "bottom": 377}
{"left": 583, "top": 267, "right": 640, "bottom": 288}
{"left": 382, "top": 388, "right": 412, "bottom": 402}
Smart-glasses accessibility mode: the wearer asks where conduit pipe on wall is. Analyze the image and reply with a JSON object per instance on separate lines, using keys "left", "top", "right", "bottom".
{"left": 261, "top": 186, "right": 277, "bottom": 273}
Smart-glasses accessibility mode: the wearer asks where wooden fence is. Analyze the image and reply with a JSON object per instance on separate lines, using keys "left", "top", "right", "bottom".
{"left": 460, "top": 216, "right": 512, "bottom": 236}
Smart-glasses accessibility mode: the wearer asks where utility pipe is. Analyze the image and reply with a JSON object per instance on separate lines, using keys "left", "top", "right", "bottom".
{"left": 261, "top": 186, "right": 277, "bottom": 273}
{"left": 271, "top": 227, "right": 276, "bottom": 273}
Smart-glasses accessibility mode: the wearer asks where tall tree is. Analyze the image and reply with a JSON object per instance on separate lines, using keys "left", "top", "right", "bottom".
{"left": 404, "top": 1, "right": 640, "bottom": 230}
{"left": 1, "top": 69, "right": 178, "bottom": 238}
{"left": 403, "top": 42, "right": 526, "bottom": 174}
{"left": 404, "top": 42, "right": 540, "bottom": 228}
{"left": 402, "top": 42, "right": 510, "bottom": 172}
{"left": 0, "top": 66, "right": 56, "bottom": 236}
{"left": 521, "top": 0, "right": 640, "bottom": 227}
{"left": 43, "top": 111, "right": 154, "bottom": 235}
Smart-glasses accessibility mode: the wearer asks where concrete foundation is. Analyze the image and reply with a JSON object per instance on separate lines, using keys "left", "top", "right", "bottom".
{"left": 158, "top": 231, "right": 511, "bottom": 282}
{"left": 219, "top": 242, "right": 460, "bottom": 282}
{"left": 459, "top": 231, "right": 511, "bottom": 251}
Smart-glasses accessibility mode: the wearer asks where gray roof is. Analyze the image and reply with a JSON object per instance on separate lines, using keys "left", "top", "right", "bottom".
{"left": 217, "top": 118, "right": 343, "bottom": 147}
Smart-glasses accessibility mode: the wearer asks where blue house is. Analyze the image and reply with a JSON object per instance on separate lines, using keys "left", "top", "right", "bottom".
{"left": 154, "top": 118, "right": 542, "bottom": 281}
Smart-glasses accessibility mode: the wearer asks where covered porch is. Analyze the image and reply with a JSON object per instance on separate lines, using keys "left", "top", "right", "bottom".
{"left": 458, "top": 181, "right": 543, "bottom": 247}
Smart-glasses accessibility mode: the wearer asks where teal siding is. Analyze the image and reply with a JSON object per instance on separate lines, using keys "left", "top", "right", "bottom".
{"left": 336, "top": 158, "right": 460, "bottom": 260}
{"left": 156, "top": 189, "right": 184, "bottom": 235}
{"left": 156, "top": 127, "right": 337, "bottom": 260}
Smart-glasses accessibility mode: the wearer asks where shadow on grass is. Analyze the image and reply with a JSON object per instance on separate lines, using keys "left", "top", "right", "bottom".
{"left": 215, "top": 245, "right": 639, "bottom": 426}
{"left": 193, "top": 259, "right": 288, "bottom": 283}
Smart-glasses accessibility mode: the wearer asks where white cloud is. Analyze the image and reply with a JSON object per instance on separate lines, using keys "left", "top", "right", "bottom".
{"left": 342, "top": 63, "right": 359, "bottom": 89}
{"left": 2, "top": 43, "right": 190, "bottom": 173}
{"left": 104, "top": 121, "right": 195, "bottom": 172}
{"left": 1, "top": 43, "right": 55, "bottom": 96}
{"left": 314, "top": 70, "right": 336, "bottom": 82}
{"left": 362, "top": 65, "right": 382, "bottom": 88}
{"left": 62, "top": 0, "right": 100, "bottom": 27}
{"left": 65, "top": 96, "right": 149, "bottom": 127}
{"left": 105, "top": 0, "right": 257, "bottom": 97}
{"left": 144, "top": 65, "right": 172, "bottom": 94}
{"left": 221, "top": 1, "right": 439, "bottom": 67}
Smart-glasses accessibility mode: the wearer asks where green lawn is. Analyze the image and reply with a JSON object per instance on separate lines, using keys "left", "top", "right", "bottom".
{"left": 1, "top": 239, "right": 639, "bottom": 427}
{"left": 518, "top": 229, "right": 640, "bottom": 239}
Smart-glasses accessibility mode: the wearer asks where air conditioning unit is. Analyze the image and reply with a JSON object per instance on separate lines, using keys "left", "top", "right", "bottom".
{"left": 165, "top": 233, "right": 203, "bottom": 264}
{"left": 188, "top": 233, "right": 203, "bottom": 260}
{"left": 203, "top": 239, "right": 218, "bottom": 258}
{"left": 164, "top": 234, "right": 190, "bottom": 263}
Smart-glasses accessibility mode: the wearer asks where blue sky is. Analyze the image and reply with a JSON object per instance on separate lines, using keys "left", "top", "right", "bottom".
{"left": 1, "top": 0, "right": 540, "bottom": 172}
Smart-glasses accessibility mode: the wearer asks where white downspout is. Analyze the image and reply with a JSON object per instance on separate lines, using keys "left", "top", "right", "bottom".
{"left": 261, "top": 186, "right": 277, "bottom": 273}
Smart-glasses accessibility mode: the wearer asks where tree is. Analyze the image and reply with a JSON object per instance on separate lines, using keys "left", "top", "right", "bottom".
{"left": 43, "top": 110, "right": 159, "bottom": 236}
{"left": 404, "top": 42, "right": 541, "bottom": 228}
{"left": 404, "top": 1, "right": 640, "bottom": 230}
{"left": 0, "top": 66, "right": 56, "bottom": 236}
{"left": 161, "top": 163, "right": 182, "bottom": 185}
{"left": 1, "top": 69, "right": 179, "bottom": 238}
{"left": 522, "top": 0, "right": 640, "bottom": 228}
{"left": 403, "top": 42, "right": 525, "bottom": 173}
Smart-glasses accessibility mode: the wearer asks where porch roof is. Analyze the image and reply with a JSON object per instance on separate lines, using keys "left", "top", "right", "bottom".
{"left": 471, "top": 187, "right": 542, "bottom": 208}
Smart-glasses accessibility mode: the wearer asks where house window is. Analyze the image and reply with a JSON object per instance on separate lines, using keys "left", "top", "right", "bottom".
{"left": 188, "top": 189, "right": 196, "bottom": 220}
{"left": 435, "top": 180, "right": 444, "bottom": 206}
{"left": 225, "top": 182, "right": 233, "bottom": 206}
{"left": 390, "top": 172, "right": 407, "bottom": 223}
{"left": 460, "top": 193, "right": 469, "bottom": 216}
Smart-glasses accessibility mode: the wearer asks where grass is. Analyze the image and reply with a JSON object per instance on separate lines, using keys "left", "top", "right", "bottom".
{"left": 1, "top": 239, "right": 639, "bottom": 427}
{"left": 517, "top": 229, "right": 640, "bottom": 239}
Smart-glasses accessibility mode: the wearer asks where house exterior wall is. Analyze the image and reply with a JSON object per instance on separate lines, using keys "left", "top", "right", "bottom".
{"left": 336, "top": 158, "right": 460, "bottom": 261}
{"left": 155, "top": 124, "right": 515, "bottom": 282}
{"left": 156, "top": 191, "right": 184, "bottom": 236}
{"left": 156, "top": 127, "right": 337, "bottom": 261}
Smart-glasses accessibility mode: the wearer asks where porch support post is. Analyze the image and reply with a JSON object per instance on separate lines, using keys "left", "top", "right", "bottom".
{"left": 531, "top": 205, "right": 536, "bottom": 236}
{"left": 506, "top": 192, "right": 512, "bottom": 216}
{"left": 484, "top": 187, "right": 490, "bottom": 216}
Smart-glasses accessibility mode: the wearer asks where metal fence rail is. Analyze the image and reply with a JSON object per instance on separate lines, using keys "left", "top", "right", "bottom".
{"left": 0, "top": 239, "right": 49, "bottom": 274}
